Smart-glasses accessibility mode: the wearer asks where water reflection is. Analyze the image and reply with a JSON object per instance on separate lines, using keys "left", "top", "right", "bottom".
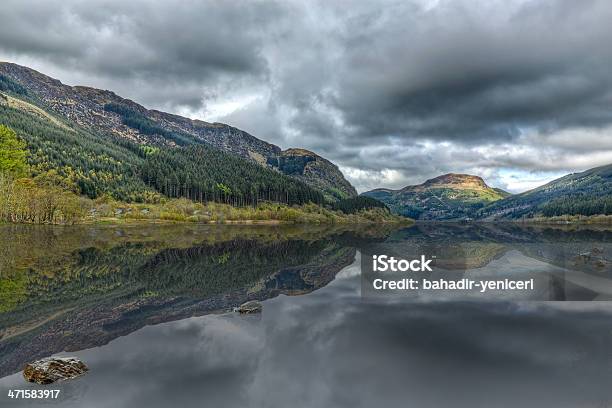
{"left": 0, "top": 224, "right": 397, "bottom": 377}
{"left": 362, "top": 223, "right": 612, "bottom": 301}
{"left": 0, "top": 222, "right": 611, "bottom": 407}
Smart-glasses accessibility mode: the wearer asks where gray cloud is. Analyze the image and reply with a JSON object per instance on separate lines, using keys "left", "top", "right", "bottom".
{"left": 2, "top": 0, "right": 612, "bottom": 192}
{"left": 0, "top": 0, "right": 281, "bottom": 109}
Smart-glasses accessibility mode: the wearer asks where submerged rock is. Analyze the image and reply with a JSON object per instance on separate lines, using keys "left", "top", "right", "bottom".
{"left": 23, "top": 357, "right": 88, "bottom": 384}
{"left": 236, "top": 300, "right": 262, "bottom": 314}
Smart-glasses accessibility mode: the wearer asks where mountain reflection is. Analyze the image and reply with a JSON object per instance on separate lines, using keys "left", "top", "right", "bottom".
{"left": 0, "top": 224, "right": 395, "bottom": 377}
{"left": 1, "top": 222, "right": 611, "bottom": 379}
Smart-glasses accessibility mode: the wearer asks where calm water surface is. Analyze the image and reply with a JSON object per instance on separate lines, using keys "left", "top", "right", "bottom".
{"left": 1, "top": 223, "right": 612, "bottom": 407}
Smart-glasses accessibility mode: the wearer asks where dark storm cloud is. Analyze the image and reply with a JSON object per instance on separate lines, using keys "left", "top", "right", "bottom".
{"left": 2, "top": 0, "right": 612, "bottom": 191}
{"left": 332, "top": 0, "right": 612, "bottom": 142}
{"left": 0, "top": 0, "right": 282, "bottom": 109}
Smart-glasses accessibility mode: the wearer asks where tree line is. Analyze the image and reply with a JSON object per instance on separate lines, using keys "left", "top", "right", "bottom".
{"left": 541, "top": 195, "right": 612, "bottom": 217}
{"left": 331, "top": 196, "right": 389, "bottom": 214}
{"left": 140, "top": 144, "right": 325, "bottom": 206}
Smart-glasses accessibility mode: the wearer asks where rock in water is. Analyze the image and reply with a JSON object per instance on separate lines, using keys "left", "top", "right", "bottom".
{"left": 237, "top": 300, "right": 262, "bottom": 314}
{"left": 23, "top": 357, "right": 88, "bottom": 384}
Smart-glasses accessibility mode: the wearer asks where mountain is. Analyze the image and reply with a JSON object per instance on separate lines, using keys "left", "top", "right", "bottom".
{"left": 477, "top": 164, "right": 612, "bottom": 220}
{"left": 0, "top": 88, "right": 323, "bottom": 207}
{"left": 269, "top": 148, "right": 356, "bottom": 200}
{"left": 0, "top": 62, "right": 356, "bottom": 201}
{"left": 363, "top": 173, "right": 507, "bottom": 220}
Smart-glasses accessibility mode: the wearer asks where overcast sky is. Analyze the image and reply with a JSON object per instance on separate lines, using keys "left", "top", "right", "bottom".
{"left": 2, "top": 0, "right": 612, "bottom": 192}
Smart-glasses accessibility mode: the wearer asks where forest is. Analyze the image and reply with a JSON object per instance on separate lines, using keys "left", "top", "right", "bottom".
{"left": 141, "top": 145, "right": 324, "bottom": 206}
{"left": 331, "top": 196, "right": 388, "bottom": 214}
{"left": 541, "top": 195, "right": 612, "bottom": 217}
{"left": 0, "top": 101, "right": 325, "bottom": 207}
{"left": 0, "top": 124, "right": 85, "bottom": 224}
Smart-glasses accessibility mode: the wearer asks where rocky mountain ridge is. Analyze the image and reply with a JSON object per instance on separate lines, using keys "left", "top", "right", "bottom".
{"left": 0, "top": 61, "right": 356, "bottom": 200}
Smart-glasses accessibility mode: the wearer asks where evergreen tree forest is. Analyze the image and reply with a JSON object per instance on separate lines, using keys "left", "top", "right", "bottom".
{"left": 331, "top": 196, "right": 389, "bottom": 214}
{"left": 0, "top": 124, "right": 85, "bottom": 223}
{"left": 0, "top": 103, "right": 154, "bottom": 202}
{"left": 0, "top": 74, "right": 28, "bottom": 96}
{"left": 0, "top": 101, "right": 324, "bottom": 208}
{"left": 541, "top": 195, "right": 612, "bottom": 217}
{"left": 141, "top": 145, "right": 324, "bottom": 206}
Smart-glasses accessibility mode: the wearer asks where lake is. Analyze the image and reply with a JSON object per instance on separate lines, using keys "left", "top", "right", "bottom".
{"left": 1, "top": 222, "right": 612, "bottom": 407}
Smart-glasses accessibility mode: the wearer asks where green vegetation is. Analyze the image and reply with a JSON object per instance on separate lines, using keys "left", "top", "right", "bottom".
{"left": 367, "top": 187, "right": 504, "bottom": 220}
{"left": 0, "top": 103, "right": 154, "bottom": 201}
{"left": 367, "top": 168, "right": 612, "bottom": 222}
{"left": 88, "top": 198, "right": 406, "bottom": 224}
{"left": 541, "top": 196, "right": 612, "bottom": 217}
{"left": 331, "top": 196, "right": 388, "bottom": 214}
{"left": 363, "top": 174, "right": 507, "bottom": 220}
{"left": 0, "top": 124, "right": 28, "bottom": 177}
{"left": 0, "top": 101, "right": 327, "bottom": 206}
{"left": 0, "top": 91, "right": 406, "bottom": 225}
{"left": 141, "top": 145, "right": 325, "bottom": 206}
{"left": 0, "top": 124, "right": 85, "bottom": 223}
{"left": 0, "top": 175, "right": 87, "bottom": 224}
{"left": 0, "top": 74, "right": 28, "bottom": 96}
{"left": 478, "top": 164, "right": 612, "bottom": 220}
{"left": 516, "top": 214, "right": 612, "bottom": 224}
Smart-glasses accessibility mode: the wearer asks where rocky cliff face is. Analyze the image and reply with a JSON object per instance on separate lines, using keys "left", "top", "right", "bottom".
{"left": 0, "top": 62, "right": 356, "bottom": 200}
{"left": 268, "top": 149, "right": 357, "bottom": 200}
{"left": 363, "top": 173, "right": 507, "bottom": 220}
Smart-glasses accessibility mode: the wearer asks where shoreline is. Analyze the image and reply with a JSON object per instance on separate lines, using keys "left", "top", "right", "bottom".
{"left": 1, "top": 217, "right": 413, "bottom": 227}
{"left": 411, "top": 216, "right": 612, "bottom": 225}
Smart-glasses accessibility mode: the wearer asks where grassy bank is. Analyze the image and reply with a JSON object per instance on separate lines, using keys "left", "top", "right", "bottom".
{"left": 88, "top": 197, "right": 409, "bottom": 225}
{"left": 0, "top": 123, "right": 409, "bottom": 226}
{"left": 0, "top": 174, "right": 410, "bottom": 225}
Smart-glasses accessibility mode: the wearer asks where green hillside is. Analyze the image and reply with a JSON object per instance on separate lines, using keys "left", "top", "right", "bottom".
{"left": 0, "top": 90, "right": 324, "bottom": 206}
{"left": 363, "top": 173, "right": 506, "bottom": 220}
{"left": 0, "top": 62, "right": 358, "bottom": 201}
{"left": 0, "top": 78, "right": 400, "bottom": 225}
{"left": 477, "top": 165, "right": 612, "bottom": 220}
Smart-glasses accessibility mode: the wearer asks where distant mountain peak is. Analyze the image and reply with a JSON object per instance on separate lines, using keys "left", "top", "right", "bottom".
{"left": 402, "top": 173, "right": 489, "bottom": 192}
{"left": 362, "top": 172, "right": 506, "bottom": 220}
